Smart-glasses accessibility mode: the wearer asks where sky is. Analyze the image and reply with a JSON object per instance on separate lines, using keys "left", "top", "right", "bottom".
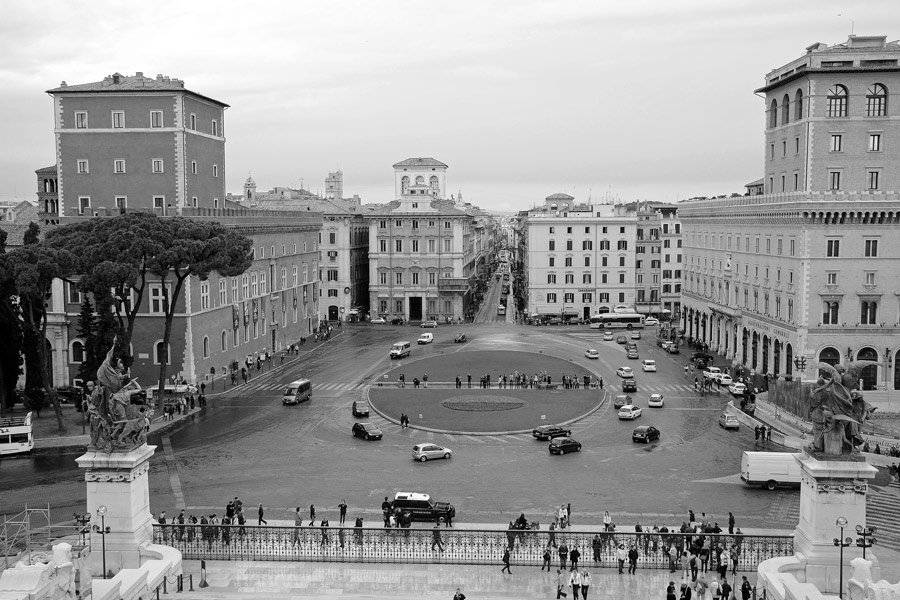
{"left": 2, "top": 1, "right": 900, "bottom": 213}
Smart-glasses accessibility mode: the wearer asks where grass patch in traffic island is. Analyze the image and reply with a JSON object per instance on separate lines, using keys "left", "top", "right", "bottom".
{"left": 441, "top": 396, "right": 525, "bottom": 411}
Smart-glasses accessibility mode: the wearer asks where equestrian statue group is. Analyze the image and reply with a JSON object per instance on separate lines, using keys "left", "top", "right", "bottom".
{"left": 807, "top": 360, "right": 879, "bottom": 459}
{"left": 87, "top": 337, "right": 149, "bottom": 453}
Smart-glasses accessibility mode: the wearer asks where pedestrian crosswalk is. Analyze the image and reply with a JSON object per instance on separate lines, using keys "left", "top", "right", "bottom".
{"left": 606, "top": 382, "right": 712, "bottom": 394}
{"left": 230, "top": 380, "right": 367, "bottom": 394}
{"left": 866, "top": 480, "right": 900, "bottom": 550}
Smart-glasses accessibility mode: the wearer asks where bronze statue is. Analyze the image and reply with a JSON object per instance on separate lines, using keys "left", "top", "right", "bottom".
{"left": 88, "top": 338, "right": 148, "bottom": 452}
{"left": 807, "top": 361, "right": 878, "bottom": 457}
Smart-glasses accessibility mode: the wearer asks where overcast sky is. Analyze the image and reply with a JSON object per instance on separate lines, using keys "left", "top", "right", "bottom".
{"left": 3, "top": 1, "right": 900, "bottom": 212}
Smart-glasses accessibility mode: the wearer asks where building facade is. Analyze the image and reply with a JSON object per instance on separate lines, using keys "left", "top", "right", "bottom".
{"left": 525, "top": 194, "right": 638, "bottom": 321}
{"left": 46, "top": 72, "right": 228, "bottom": 217}
{"left": 634, "top": 203, "right": 682, "bottom": 319}
{"left": 680, "top": 35, "right": 900, "bottom": 398}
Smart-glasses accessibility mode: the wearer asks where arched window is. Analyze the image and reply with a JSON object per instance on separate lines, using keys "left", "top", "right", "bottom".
{"left": 866, "top": 83, "right": 887, "bottom": 117}
{"left": 795, "top": 89, "right": 804, "bottom": 120}
{"left": 401, "top": 176, "right": 409, "bottom": 193}
{"left": 827, "top": 85, "right": 848, "bottom": 117}
{"left": 154, "top": 341, "right": 169, "bottom": 365}
{"left": 782, "top": 94, "right": 790, "bottom": 124}
{"left": 221, "top": 330, "right": 227, "bottom": 352}
{"left": 860, "top": 300, "right": 878, "bottom": 325}
{"left": 415, "top": 175, "right": 425, "bottom": 185}
{"left": 202, "top": 336, "right": 210, "bottom": 358}
{"left": 71, "top": 340, "right": 85, "bottom": 364}
{"left": 857, "top": 347, "right": 879, "bottom": 390}
{"left": 429, "top": 176, "right": 439, "bottom": 194}
{"left": 818, "top": 347, "right": 841, "bottom": 368}
{"left": 769, "top": 99, "right": 778, "bottom": 128}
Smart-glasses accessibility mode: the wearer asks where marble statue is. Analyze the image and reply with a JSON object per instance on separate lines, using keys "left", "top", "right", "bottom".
{"left": 849, "top": 557, "right": 900, "bottom": 600}
{"left": 0, "top": 542, "right": 75, "bottom": 600}
{"left": 807, "top": 361, "right": 878, "bottom": 457}
{"left": 88, "top": 337, "right": 147, "bottom": 453}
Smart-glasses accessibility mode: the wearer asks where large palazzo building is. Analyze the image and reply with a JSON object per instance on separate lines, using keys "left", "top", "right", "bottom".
{"left": 679, "top": 35, "right": 900, "bottom": 398}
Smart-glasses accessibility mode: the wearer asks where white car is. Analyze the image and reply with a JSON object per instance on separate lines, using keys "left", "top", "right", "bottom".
{"left": 728, "top": 382, "right": 747, "bottom": 397}
{"left": 716, "top": 374, "right": 733, "bottom": 386}
{"left": 641, "top": 359, "right": 657, "bottom": 372}
{"left": 417, "top": 333, "right": 433, "bottom": 344}
{"left": 618, "top": 405, "right": 643, "bottom": 420}
{"left": 648, "top": 393, "right": 664, "bottom": 407}
{"left": 371, "top": 316, "right": 387, "bottom": 324}
{"left": 585, "top": 349, "right": 600, "bottom": 359}
{"left": 603, "top": 332, "right": 615, "bottom": 341}
{"left": 412, "top": 443, "right": 452, "bottom": 462}
{"left": 616, "top": 366, "right": 634, "bottom": 378}
{"left": 703, "top": 367, "right": 722, "bottom": 380}
{"left": 644, "top": 317, "right": 659, "bottom": 326}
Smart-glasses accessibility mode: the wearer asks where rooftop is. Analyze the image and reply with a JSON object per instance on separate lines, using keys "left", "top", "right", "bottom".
{"left": 392, "top": 157, "right": 448, "bottom": 169}
{"left": 46, "top": 72, "right": 229, "bottom": 107}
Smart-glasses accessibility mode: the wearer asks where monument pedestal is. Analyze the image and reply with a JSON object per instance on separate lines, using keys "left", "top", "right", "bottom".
{"left": 76, "top": 445, "right": 156, "bottom": 577}
{"left": 793, "top": 452, "right": 879, "bottom": 594}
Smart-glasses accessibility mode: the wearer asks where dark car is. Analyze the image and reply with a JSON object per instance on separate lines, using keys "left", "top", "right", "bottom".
{"left": 454, "top": 333, "right": 467, "bottom": 343}
{"left": 691, "top": 352, "right": 714, "bottom": 363}
{"left": 532, "top": 425, "right": 572, "bottom": 440}
{"left": 390, "top": 492, "right": 455, "bottom": 523}
{"left": 55, "top": 385, "right": 84, "bottom": 404}
{"left": 626, "top": 349, "right": 639, "bottom": 359}
{"left": 565, "top": 317, "right": 581, "bottom": 325}
{"left": 546, "top": 317, "right": 562, "bottom": 326}
{"left": 352, "top": 422, "right": 383, "bottom": 440}
{"left": 622, "top": 379, "right": 637, "bottom": 393}
{"left": 352, "top": 400, "right": 370, "bottom": 418}
{"left": 549, "top": 437, "right": 582, "bottom": 455}
{"left": 666, "top": 344, "right": 680, "bottom": 355}
{"left": 613, "top": 394, "right": 633, "bottom": 409}
{"left": 632, "top": 425, "right": 660, "bottom": 443}
{"left": 390, "top": 317, "right": 405, "bottom": 325}
{"left": 616, "top": 335, "right": 628, "bottom": 344}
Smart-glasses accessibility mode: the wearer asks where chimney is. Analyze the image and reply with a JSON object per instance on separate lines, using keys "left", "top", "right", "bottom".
{"left": 136, "top": 71, "right": 144, "bottom": 78}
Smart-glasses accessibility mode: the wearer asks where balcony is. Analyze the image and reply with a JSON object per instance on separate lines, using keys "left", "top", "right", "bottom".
{"left": 438, "top": 277, "right": 470, "bottom": 293}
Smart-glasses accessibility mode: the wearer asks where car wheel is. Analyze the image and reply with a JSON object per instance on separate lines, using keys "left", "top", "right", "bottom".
{"left": 765, "top": 480, "right": 777, "bottom": 491}
{"left": 419, "top": 456, "right": 428, "bottom": 462}
{"left": 443, "top": 453, "right": 451, "bottom": 459}
{"left": 365, "top": 434, "right": 371, "bottom": 440}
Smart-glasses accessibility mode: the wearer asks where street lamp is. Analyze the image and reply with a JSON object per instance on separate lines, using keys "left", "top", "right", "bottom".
{"left": 856, "top": 524, "right": 877, "bottom": 559}
{"left": 92, "top": 505, "right": 111, "bottom": 579}
{"left": 833, "top": 516, "right": 852, "bottom": 599}
{"left": 73, "top": 512, "right": 91, "bottom": 546}
{"left": 793, "top": 356, "right": 807, "bottom": 373}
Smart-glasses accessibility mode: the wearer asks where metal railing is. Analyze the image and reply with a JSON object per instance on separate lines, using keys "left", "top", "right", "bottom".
{"left": 153, "top": 524, "right": 793, "bottom": 568}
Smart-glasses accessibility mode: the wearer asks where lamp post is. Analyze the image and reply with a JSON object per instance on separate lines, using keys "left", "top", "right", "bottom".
{"left": 833, "top": 516, "right": 852, "bottom": 599}
{"left": 74, "top": 512, "right": 91, "bottom": 546}
{"left": 793, "top": 355, "right": 806, "bottom": 374}
{"left": 856, "top": 524, "right": 877, "bottom": 559}
{"left": 92, "top": 505, "right": 111, "bottom": 579}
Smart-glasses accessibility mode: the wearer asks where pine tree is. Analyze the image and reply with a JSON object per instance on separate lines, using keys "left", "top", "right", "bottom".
{"left": 76, "top": 296, "right": 98, "bottom": 385}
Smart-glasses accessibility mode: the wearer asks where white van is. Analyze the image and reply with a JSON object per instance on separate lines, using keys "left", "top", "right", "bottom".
{"left": 417, "top": 333, "right": 433, "bottom": 345}
{"left": 282, "top": 379, "right": 312, "bottom": 405}
{"left": 390, "top": 341, "right": 411, "bottom": 359}
{"left": 740, "top": 451, "right": 802, "bottom": 490}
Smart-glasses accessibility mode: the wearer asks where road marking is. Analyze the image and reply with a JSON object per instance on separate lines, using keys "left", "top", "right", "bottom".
{"left": 162, "top": 435, "right": 186, "bottom": 510}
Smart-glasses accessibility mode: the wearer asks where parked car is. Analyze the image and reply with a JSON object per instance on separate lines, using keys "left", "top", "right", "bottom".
{"left": 390, "top": 317, "right": 405, "bottom": 325}
{"left": 691, "top": 352, "right": 714, "bottom": 363}
{"left": 616, "top": 366, "right": 634, "bottom": 378}
{"left": 622, "top": 379, "right": 637, "bottom": 392}
{"left": 352, "top": 422, "right": 383, "bottom": 440}
{"left": 412, "top": 443, "right": 452, "bottom": 462}
{"left": 729, "top": 382, "right": 747, "bottom": 397}
{"left": 390, "top": 492, "right": 455, "bottom": 523}
{"left": 548, "top": 437, "right": 582, "bottom": 455}
{"left": 703, "top": 366, "right": 722, "bottom": 380}
{"left": 603, "top": 332, "right": 614, "bottom": 341}
{"left": 417, "top": 333, "right": 434, "bottom": 344}
{"left": 719, "top": 413, "right": 740, "bottom": 430}
{"left": 565, "top": 317, "right": 581, "bottom": 325}
{"left": 546, "top": 317, "right": 562, "bottom": 326}
{"left": 626, "top": 349, "right": 639, "bottom": 359}
{"left": 648, "top": 393, "right": 664, "bottom": 407}
{"left": 716, "top": 374, "right": 733, "bottom": 386}
{"left": 632, "top": 425, "right": 660, "bottom": 443}
{"left": 532, "top": 425, "right": 572, "bottom": 440}
{"left": 616, "top": 335, "right": 628, "bottom": 344}
{"left": 644, "top": 317, "right": 659, "bottom": 326}
{"left": 641, "top": 359, "right": 657, "bottom": 372}
{"left": 613, "top": 394, "right": 633, "bottom": 409}
{"left": 585, "top": 348, "right": 600, "bottom": 359}
{"left": 630, "top": 331, "right": 641, "bottom": 340}
{"left": 420, "top": 320, "right": 438, "bottom": 328}
{"left": 371, "top": 316, "right": 387, "bottom": 324}
{"left": 618, "top": 405, "right": 643, "bottom": 420}
{"left": 666, "top": 343, "right": 680, "bottom": 355}
{"left": 454, "top": 333, "right": 467, "bottom": 343}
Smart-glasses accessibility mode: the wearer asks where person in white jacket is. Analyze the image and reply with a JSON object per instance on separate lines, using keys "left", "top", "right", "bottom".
{"left": 616, "top": 544, "right": 627, "bottom": 574}
{"left": 569, "top": 569, "right": 581, "bottom": 599}
{"left": 580, "top": 570, "right": 592, "bottom": 599}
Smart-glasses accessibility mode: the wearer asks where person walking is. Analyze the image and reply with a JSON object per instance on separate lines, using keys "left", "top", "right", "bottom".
{"left": 728, "top": 512, "right": 735, "bottom": 535}
{"left": 580, "top": 570, "right": 591, "bottom": 600}
{"left": 740, "top": 576, "right": 752, "bottom": 600}
{"left": 292, "top": 507, "right": 303, "bottom": 547}
{"left": 616, "top": 543, "right": 626, "bottom": 574}
{"left": 556, "top": 569, "right": 569, "bottom": 598}
{"left": 569, "top": 569, "right": 581, "bottom": 598}
{"left": 570, "top": 545, "right": 580, "bottom": 571}
{"left": 719, "top": 578, "right": 732, "bottom": 600}
{"left": 548, "top": 522, "right": 558, "bottom": 548}
{"left": 381, "top": 497, "right": 392, "bottom": 527}
{"left": 338, "top": 499, "right": 348, "bottom": 525}
{"left": 431, "top": 524, "right": 445, "bottom": 552}
{"left": 628, "top": 544, "right": 639, "bottom": 574}
{"left": 423, "top": 373, "right": 428, "bottom": 388}
{"left": 694, "top": 573, "right": 709, "bottom": 600}
{"left": 667, "top": 581, "right": 678, "bottom": 600}
{"left": 709, "top": 574, "right": 721, "bottom": 600}
{"left": 680, "top": 551, "right": 690, "bottom": 580}
{"left": 309, "top": 504, "right": 316, "bottom": 526}
{"left": 501, "top": 547, "right": 512, "bottom": 574}
{"left": 257, "top": 503, "right": 267, "bottom": 526}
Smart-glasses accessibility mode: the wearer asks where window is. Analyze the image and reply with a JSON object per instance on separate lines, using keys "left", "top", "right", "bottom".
{"left": 412, "top": 240, "right": 419, "bottom": 252}
{"left": 547, "top": 274, "right": 557, "bottom": 284}
{"left": 547, "top": 293, "right": 557, "bottom": 303}
{"left": 782, "top": 94, "right": 790, "bottom": 124}
{"left": 395, "top": 239, "right": 402, "bottom": 252}
{"left": 429, "top": 272, "right": 436, "bottom": 285}
{"left": 566, "top": 240, "right": 573, "bottom": 251}
{"left": 379, "top": 272, "right": 386, "bottom": 285}
{"left": 150, "top": 111, "right": 163, "bottom": 128}
{"left": 212, "top": 119, "right": 219, "bottom": 136}
{"left": 411, "top": 272, "right": 419, "bottom": 285}
{"left": 379, "top": 240, "right": 387, "bottom": 252}
{"left": 154, "top": 341, "right": 170, "bottom": 365}
{"left": 114, "top": 159, "right": 126, "bottom": 173}
{"left": 582, "top": 240, "right": 592, "bottom": 250}
{"left": 78, "top": 196, "right": 91, "bottom": 215}
{"left": 865, "top": 271, "right": 876, "bottom": 286}
{"left": 150, "top": 285, "right": 168, "bottom": 314}
{"left": 617, "top": 240, "right": 627, "bottom": 250}
{"left": 866, "top": 84, "right": 887, "bottom": 117}
{"left": 826, "top": 239, "right": 840, "bottom": 257}
{"left": 769, "top": 99, "right": 778, "bottom": 128}
{"left": 152, "top": 196, "right": 165, "bottom": 210}
{"left": 219, "top": 279, "right": 227, "bottom": 304}
{"left": 867, "top": 171, "right": 880, "bottom": 190}
{"left": 827, "top": 85, "right": 848, "bottom": 117}
{"left": 66, "top": 281, "right": 82, "bottom": 304}
{"left": 864, "top": 239, "right": 878, "bottom": 257}
{"left": 619, "top": 273, "right": 625, "bottom": 284}
{"left": 619, "top": 256, "right": 626, "bottom": 267}
{"left": 860, "top": 300, "right": 878, "bottom": 324}
{"left": 549, "top": 240, "right": 555, "bottom": 251}
{"left": 444, "top": 239, "right": 450, "bottom": 252}
{"left": 190, "top": 114, "right": 196, "bottom": 130}
{"left": 191, "top": 161, "right": 197, "bottom": 174}
{"left": 565, "top": 257, "right": 572, "bottom": 267}
{"left": 583, "top": 274, "right": 592, "bottom": 284}
{"left": 829, "top": 171, "right": 841, "bottom": 191}
{"left": 75, "top": 112, "right": 87, "bottom": 128}
{"left": 77, "top": 159, "right": 89, "bottom": 174}
{"left": 565, "top": 274, "right": 574, "bottom": 284}
{"left": 213, "top": 164, "right": 218, "bottom": 177}
{"left": 548, "top": 257, "right": 555, "bottom": 267}
{"left": 327, "top": 269, "right": 338, "bottom": 282}
{"left": 71, "top": 340, "right": 85, "bottom": 364}
{"left": 584, "top": 256, "right": 590, "bottom": 267}
{"left": 111, "top": 111, "right": 124, "bottom": 128}
{"left": 395, "top": 272, "right": 402, "bottom": 285}
{"left": 152, "top": 159, "right": 164, "bottom": 173}
{"left": 823, "top": 301, "right": 840, "bottom": 325}
{"left": 795, "top": 137, "right": 800, "bottom": 154}
{"left": 869, "top": 133, "right": 882, "bottom": 152}
{"left": 795, "top": 89, "right": 804, "bottom": 120}
{"left": 830, "top": 134, "right": 843, "bottom": 152}
{"left": 115, "top": 196, "right": 127, "bottom": 209}
{"left": 327, "top": 288, "right": 338, "bottom": 297}
{"left": 793, "top": 173, "right": 799, "bottom": 191}
{"left": 200, "top": 281, "right": 210, "bottom": 310}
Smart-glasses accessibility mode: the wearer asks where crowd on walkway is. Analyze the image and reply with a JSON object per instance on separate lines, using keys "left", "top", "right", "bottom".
{"left": 408, "top": 371, "right": 605, "bottom": 389}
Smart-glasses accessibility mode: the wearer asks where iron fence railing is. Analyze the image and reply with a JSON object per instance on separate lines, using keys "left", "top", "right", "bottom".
{"left": 152, "top": 524, "right": 793, "bottom": 568}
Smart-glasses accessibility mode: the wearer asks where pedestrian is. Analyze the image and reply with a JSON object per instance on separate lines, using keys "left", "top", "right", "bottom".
{"left": 258, "top": 503, "right": 267, "bottom": 525}
{"left": 542, "top": 546, "right": 553, "bottom": 571}
{"left": 556, "top": 568, "right": 569, "bottom": 598}
{"left": 570, "top": 545, "right": 580, "bottom": 571}
{"left": 456, "top": 375, "right": 461, "bottom": 389}
{"left": 603, "top": 511, "right": 612, "bottom": 531}
{"left": 694, "top": 573, "right": 709, "bottom": 600}
{"left": 728, "top": 512, "right": 735, "bottom": 535}
{"left": 740, "top": 576, "right": 752, "bottom": 600}
{"left": 709, "top": 574, "right": 721, "bottom": 600}
{"left": 718, "top": 547, "right": 730, "bottom": 579}
{"left": 501, "top": 547, "right": 512, "bottom": 573}
{"left": 569, "top": 569, "right": 581, "bottom": 598}
{"left": 567, "top": 502, "right": 572, "bottom": 527}
{"left": 548, "top": 521, "right": 558, "bottom": 548}
{"left": 767, "top": 426, "right": 772, "bottom": 441}
{"left": 453, "top": 588, "right": 466, "bottom": 600}
{"left": 580, "top": 570, "right": 591, "bottom": 600}
{"left": 319, "top": 519, "right": 330, "bottom": 546}
{"left": 616, "top": 543, "right": 626, "bottom": 574}
{"left": 720, "top": 577, "right": 732, "bottom": 600}
{"left": 680, "top": 551, "right": 690, "bottom": 580}
{"left": 680, "top": 582, "right": 693, "bottom": 600}
{"left": 754, "top": 425, "right": 761, "bottom": 441}
{"left": 628, "top": 544, "right": 638, "bottom": 574}
{"left": 338, "top": 499, "right": 347, "bottom": 524}
{"left": 292, "top": 507, "right": 302, "bottom": 546}
{"left": 667, "top": 581, "right": 678, "bottom": 600}
{"left": 431, "top": 524, "right": 445, "bottom": 552}
{"left": 591, "top": 534, "right": 601, "bottom": 562}
{"left": 467, "top": 373, "right": 472, "bottom": 388}
{"left": 558, "top": 541, "right": 569, "bottom": 570}
{"left": 309, "top": 504, "right": 316, "bottom": 526}
{"left": 598, "top": 376, "right": 603, "bottom": 389}
{"left": 422, "top": 373, "right": 428, "bottom": 388}
{"left": 669, "top": 544, "right": 678, "bottom": 573}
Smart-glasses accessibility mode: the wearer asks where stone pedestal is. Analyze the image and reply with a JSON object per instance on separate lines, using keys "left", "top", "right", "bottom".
{"left": 76, "top": 445, "right": 156, "bottom": 577}
{"left": 793, "top": 451, "right": 879, "bottom": 594}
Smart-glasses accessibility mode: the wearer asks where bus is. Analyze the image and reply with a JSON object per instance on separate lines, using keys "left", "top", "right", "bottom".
{"left": 498, "top": 305, "right": 506, "bottom": 316}
{"left": 0, "top": 411, "right": 34, "bottom": 456}
{"left": 589, "top": 313, "right": 645, "bottom": 329}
